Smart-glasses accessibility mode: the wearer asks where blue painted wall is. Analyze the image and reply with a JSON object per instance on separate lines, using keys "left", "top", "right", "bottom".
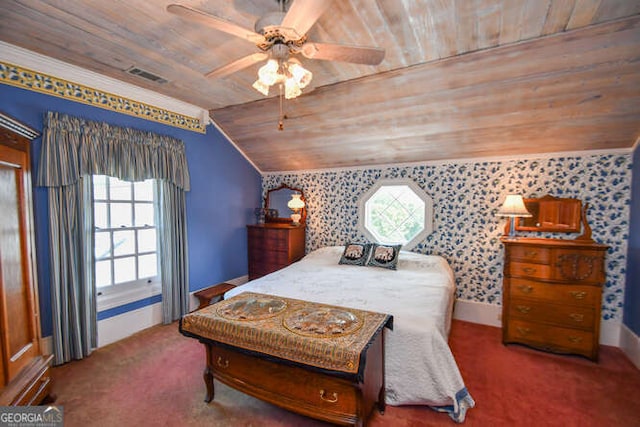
{"left": 624, "top": 143, "right": 639, "bottom": 335}
{"left": 0, "top": 84, "right": 262, "bottom": 337}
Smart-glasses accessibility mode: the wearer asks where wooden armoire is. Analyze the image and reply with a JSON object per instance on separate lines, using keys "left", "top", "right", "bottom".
{"left": 0, "top": 112, "right": 53, "bottom": 405}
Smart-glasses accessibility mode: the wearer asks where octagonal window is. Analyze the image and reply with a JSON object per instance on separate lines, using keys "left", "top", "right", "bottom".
{"left": 358, "top": 180, "right": 433, "bottom": 250}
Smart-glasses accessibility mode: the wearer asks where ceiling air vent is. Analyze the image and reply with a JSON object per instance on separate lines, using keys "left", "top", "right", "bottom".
{"left": 126, "top": 66, "right": 168, "bottom": 84}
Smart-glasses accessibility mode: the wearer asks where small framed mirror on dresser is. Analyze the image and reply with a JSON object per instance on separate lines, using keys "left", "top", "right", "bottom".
{"left": 500, "top": 195, "right": 608, "bottom": 361}
{"left": 515, "top": 195, "right": 583, "bottom": 234}
{"left": 264, "top": 183, "right": 306, "bottom": 224}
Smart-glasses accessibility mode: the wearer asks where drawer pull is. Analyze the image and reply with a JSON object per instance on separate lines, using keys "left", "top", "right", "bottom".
{"left": 517, "top": 285, "right": 534, "bottom": 294}
{"left": 567, "top": 336, "right": 583, "bottom": 344}
{"left": 216, "top": 356, "right": 229, "bottom": 369}
{"left": 516, "top": 305, "right": 531, "bottom": 314}
{"left": 524, "top": 251, "right": 538, "bottom": 257}
{"left": 516, "top": 327, "right": 531, "bottom": 336}
{"left": 569, "top": 313, "right": 584, "bottom": 322}
{"left": 319, "top": 389, "right": 338, "bottom": 403}
{"left": 522, "top": 267, "right": 536, "bottom": 274}
{"left": 569, "top": 291, "right": 587, "bottom": 300}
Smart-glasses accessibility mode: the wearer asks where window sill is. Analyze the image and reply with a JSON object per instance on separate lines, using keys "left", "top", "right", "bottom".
{"left": 97, "top": 282, "right": 161, "bottom": 312}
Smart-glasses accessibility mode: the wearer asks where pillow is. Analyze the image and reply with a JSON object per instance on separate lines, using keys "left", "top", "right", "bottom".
{"left": 338, "top": 243, "right": 372, "bottom": 266}
{"left": 367, "top": 243, "right": 402, "bottom": 270}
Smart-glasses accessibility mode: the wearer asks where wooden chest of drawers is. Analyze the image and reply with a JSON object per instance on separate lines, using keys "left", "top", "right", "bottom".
{"left": 502, "top": 238, "right": 608, "bottom": 360}
{"left": 247, "top": 223, "right": 305, "bottom": 280}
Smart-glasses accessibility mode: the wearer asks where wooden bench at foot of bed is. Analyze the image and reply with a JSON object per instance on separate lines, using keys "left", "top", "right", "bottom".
{"left": 180, "top": 292, "right": 392, "bottom": 427}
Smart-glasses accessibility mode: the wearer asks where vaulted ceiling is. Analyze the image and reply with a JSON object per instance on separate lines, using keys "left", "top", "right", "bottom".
{"left": 1, "top": 1, "right": 639, "bottom": 171}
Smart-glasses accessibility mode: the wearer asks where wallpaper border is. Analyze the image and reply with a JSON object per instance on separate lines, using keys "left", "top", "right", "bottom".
{"left": 0, "top": 61, "right": 206, "bottom": 134}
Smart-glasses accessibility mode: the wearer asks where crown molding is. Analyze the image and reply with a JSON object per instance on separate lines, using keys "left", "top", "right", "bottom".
{"left": 0, "top": 41, "right": 208, "bottom": 133}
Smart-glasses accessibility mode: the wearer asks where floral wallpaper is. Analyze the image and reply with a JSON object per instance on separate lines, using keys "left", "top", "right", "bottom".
{"left": 262, "top": 153, "right": 632, "bottom": 322}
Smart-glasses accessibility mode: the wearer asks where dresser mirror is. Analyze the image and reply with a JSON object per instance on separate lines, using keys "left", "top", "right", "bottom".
{"left": 515, "top": 195, "right": 582, "bottom": 233}
{"left": 264, "top": 184, "right": 306, "bottom": 224}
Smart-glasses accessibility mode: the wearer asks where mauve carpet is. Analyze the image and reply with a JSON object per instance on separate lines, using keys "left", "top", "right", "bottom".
{"left": 51, "top": 320, "right": 640, "bottom": 426}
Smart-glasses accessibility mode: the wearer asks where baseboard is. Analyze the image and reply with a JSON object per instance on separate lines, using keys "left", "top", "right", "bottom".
{"left": 452, "top": 299, "right": 622, "bottom": 347}
{"left": 599, "top": 320, "right": 621, "bottom": 347}
{"left": 97, "top": 302, "right": 163, "bottom": 347}
{"left": 188, "top": 275, "right": 250, "bottom": 311}
{"left": 619, "top": 323, "right": 640, "bottom": 370}
{"left": 453, "top": 299, "right": 502, "bottom": 327}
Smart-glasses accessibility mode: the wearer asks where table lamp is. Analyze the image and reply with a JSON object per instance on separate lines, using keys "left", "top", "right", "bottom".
{"left": 497, "top": 194, "right": 532, "bottom": 239}
{"left": 287, "top": 194, "right": 305, "bottom": 226}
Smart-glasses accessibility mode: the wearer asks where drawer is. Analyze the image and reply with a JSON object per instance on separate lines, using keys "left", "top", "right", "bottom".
{"left": 248, "top": 248, "right": 288, "bottom": 262}
{"left": 505, "top": 319, "right": 595, "bottom": 356}
{"left": 509, "top": 262, "right": 551, "bottom": 279}
{"left": 509, "top": 246, "right": 551, "bottom": 264}
{"left": 551, "top": 249, "right": 605, "bottom": 284}
{"left": 209, "top": 345, "right": 358, "bottom": 416}
{"left": 248, "top": 231, "right": 289, "bottom": 251}
{"left": 508, "top": 298, "right": 595, "bottom": 330}
{"left": 509, "top": 278, "right": 600, "bottom": 307}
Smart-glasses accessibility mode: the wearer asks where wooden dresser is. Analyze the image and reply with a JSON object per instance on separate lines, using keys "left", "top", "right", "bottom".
{"left": 502, "top": 238, "right": 608, "bottom": 360}
{"left": 0, "top": 113, "right": 53, "bottom": 405}
{"left": 247, "top": 223, "right": 306, "bottom": 280}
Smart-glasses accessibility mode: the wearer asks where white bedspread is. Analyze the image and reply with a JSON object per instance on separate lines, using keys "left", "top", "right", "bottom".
{"left": 225, "top": 246, "right": 475, "bottom": 422}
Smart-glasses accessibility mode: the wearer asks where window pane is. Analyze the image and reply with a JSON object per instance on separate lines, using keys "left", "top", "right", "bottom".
{"left": 365, "top": 185, "right": 427, "bottom": 245}
{"left": 94, "top": 202, "right": 108, "bottom": 229}
{"left": 109, "top": 177, "right": 131, "bottom": 200}
{"left": 135, "top": 203, "right": 155, "bottom": 227}
{"left": 113, "top": 230, "right": 135, "bottom": 256}
{"left": 138, "top": 254, "right": 157, "bottom": 279}
{"left": 134, "top": 180, "right": 154, "bottom": 201}
{"left": 114, "top": 257, "right": 136, "bottom": 284}
{"left": 95, "top": 260, "right": 112, "bottom": 288}
{"left": 110, "top": 203, "right": 132, "bottom": 227}
{"left": 138, "top": 228, "right": 157, "bottom": 253}
{"left": 95, "top": 231, "right": 111, "bottom": 259}
{"left": 93, "top": 175, "right": 107, "bottom": 200}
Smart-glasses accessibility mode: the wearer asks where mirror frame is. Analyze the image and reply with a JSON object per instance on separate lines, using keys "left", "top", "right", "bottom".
{"left": 264, "top": 183, "right": 306, "bottom": 224}
{"left": 514, "top": 195, "right": 582, "bottom": 233}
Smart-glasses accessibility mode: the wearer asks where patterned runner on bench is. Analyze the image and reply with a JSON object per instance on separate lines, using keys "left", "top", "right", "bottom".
{"left": 180, "top": 292, "right": 392, "bottom": 376}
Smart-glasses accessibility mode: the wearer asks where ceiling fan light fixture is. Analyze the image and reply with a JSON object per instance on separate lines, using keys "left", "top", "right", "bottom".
{"left": 287, "top": 58, "right": 312, "bottom": 89}
{"left": 257, "top": 59, "right": 280, "bottom": 86}
{"left": 284, "top": 77, "right": 302, "bottom": 99}
{"left": 252, "top": 79, "right": 270, "bottom": 96}
{"left": 253, "top": 57, "right": 312, "bottom": 99}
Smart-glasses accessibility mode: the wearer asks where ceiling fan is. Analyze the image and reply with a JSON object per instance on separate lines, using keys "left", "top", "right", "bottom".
{"left": 166, "top": 0, "right": 385, "bottom": 97}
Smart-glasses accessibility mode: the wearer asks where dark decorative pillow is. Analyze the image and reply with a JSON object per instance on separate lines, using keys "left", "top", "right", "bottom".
{"left": 338, "top": 243, "right": 372, "bottom": 266}
{"left": 367, "top": 243, "right": 402, "bottom": 270}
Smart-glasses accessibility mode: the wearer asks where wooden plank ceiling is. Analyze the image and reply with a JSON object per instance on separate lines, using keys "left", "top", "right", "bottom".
{"left": 1, "top": 0, "right": 640, "bottom": 171}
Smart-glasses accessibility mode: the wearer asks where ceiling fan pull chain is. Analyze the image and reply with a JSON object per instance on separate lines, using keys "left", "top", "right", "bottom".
{"left": 278, "top": 83, "right": 285, "bottom": 131}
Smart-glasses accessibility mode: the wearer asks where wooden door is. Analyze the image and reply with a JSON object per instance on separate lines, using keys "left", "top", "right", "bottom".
{"left": 0, "top": 142, "right": 39, "bottom": 385}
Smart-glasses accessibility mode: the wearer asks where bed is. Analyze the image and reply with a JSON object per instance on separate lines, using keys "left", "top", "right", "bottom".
{"left": 224, "top": 245, "right": 475, "bottom": 422}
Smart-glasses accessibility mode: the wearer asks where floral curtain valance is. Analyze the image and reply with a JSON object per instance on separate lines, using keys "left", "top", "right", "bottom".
{"left": 37, "top": 111, "right": 190, "bottom": 190}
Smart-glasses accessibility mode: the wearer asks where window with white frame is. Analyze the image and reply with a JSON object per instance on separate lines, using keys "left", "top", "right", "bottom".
{"left": 93, "top": 176, "right": 159, "bottom": 295}
{"left": 358, "top": 180, "right": 433, "bottom": 250}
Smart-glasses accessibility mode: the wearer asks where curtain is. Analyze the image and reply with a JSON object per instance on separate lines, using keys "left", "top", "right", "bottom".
{"left": 38, "top": 111, "right": 190, "bottom": 364}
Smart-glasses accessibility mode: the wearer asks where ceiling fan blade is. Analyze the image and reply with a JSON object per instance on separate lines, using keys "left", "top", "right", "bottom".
{"left": 281, "top": 0, "right": 333, "bottom": 38}
{"left": 205, "top": 53, "right": 269, "bottom": 79}
{"left": 167, "top": 4, "right": 265, "bottom": 44}
{"left": 301, "top": 42, "right": 385, "bottom": 65}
